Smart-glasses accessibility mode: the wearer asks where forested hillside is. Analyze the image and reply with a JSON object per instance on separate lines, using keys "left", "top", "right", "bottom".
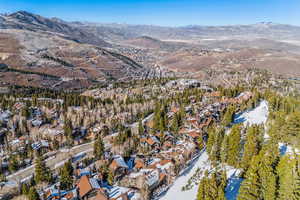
{"left": 197, "top": 89, "right": 300, "bottom": 200}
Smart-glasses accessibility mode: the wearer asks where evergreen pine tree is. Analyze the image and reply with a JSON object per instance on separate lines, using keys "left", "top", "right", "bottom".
{"left": 28, "top": 187, "right": 40, "bottom": 200}
{"left": 277, "top": 154, "right": 299, "bottom": 200}
{"left": 59, "top": 160, "right": 74, "bottom": 190}
{"left": 284, "top": 112, "right": 300, "bottom": 143}
{"left": 8, "top": 155, "right": 19, "bottom": 172}
{"left": 171, "top": 114, "right": 180, "bottom": 134}
{"left": 197, "top": 176, "right": 206, "bottom": 200}
{"left": 253, "top": 140, "right": 279, "bottom": 200}
{"left": 227, "top": 125, "right": 241, "bottom": 167}
{"left": 220, "top": 135, "right": 229, "bottom": 164}
{"left": 206, "top": 128, "right": 215, "bottom": 155}
{"left": 210, "top": 128, "right": 225, "bottom": 164}
{"left": 216, "top": 186, "right": 226, "bottom": 200}
{"left": 241, "top": 125, "right": 263, "bottom": 171}
{"left": 64, "top": 119, "right": 73, "bottom": 142}
{"left": 198, "top": 135, "right": 205, "bottom": 150}
{"left": 294, "top": 156, "right": 300, "bottom": 199}
{"left": 237, "top": 155, "right": 262, "bottom": 200}
{"left": 34, "top": 155, "right": 52, "bottom": 184}
{"left": 107, "top": 170, "right": 114, "bottom": 185}
{"left": 222, "top": 105, "right": 235, "bottom": 127}
{"left": 197, "top": 170, "right": 226, "bottom": 200}
{"left": 138, "top": 120, "right": 144, "bottom": 135}
{"left": 21, "top": 183, "right": 29, "bottom": 195}
{"left": 94, "top": 135, "right": 105, "bottom": 160}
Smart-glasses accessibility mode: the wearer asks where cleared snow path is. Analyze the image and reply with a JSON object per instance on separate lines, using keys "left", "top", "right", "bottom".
{"left": 233, "top": 100, "right": 269, "bottom": 126}
{"left": 159, "top": 151, "right": 210, "bottom": 200}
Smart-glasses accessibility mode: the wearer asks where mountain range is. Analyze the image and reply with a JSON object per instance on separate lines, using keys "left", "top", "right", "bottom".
{"left": 1, "top": 11, "right": 300, "bottom": 89}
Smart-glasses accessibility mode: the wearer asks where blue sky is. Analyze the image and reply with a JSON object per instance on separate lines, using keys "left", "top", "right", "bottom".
{"left": 0, "top": 0, "right": 299, "bottom": 26}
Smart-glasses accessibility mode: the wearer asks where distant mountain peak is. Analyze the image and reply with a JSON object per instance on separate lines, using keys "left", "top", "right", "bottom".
{"left": 7, "top": 10, "right": 48, "bottom": 26}
{"left": 9, "top": 10, "right": 38, "bottom": 18}
{"left": 0, "top": 10, "right": 111, "bottom": 47}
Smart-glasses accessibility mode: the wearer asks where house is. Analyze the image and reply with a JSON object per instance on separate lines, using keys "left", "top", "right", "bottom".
{"left": 64, "top": 189, "right": 79, "bottom": 200}
{"left": 163, "top": 132, "right": 175, "bottom": 143}
{"left": 109, "top": 155, "right": 128, "bottom": 180}
{"left": 235, "top": 91, "right": 252, "bottom": 103}
{"left": 205, "top": 91, "right": 221, "bottom": 97}
{"left": 107, "top": 186, "right": 136, "bottom": 200}
{"left": 13, "top": 102, "right": 25, "bottom": 110}
{"left": 134, "top": 159, "right": 145, "bottom": 171}
{"left": 149, "top": 160, "right": 174, "bottom": 178}
{"left": 73, "top": 127, "right": 88, "bottom": 141}
{"left": 31, "top": 119, "right": 43, "bottom": 127}
{"left": 43, "top": 184, "right": 78, "bottom": 200}
{"left": 77, "top": 175, "right": 108, "bottom": 200}
{"left": 140, "top": 136, "right": 160, "bottom": 150}
{"left": 76, "top": 167, "right": 92, "bottom": 178}
{"left": 162, "top": 141, "right": 172, "bottom": 150}
{"left": 178, "top": 128, "right": 189, "bottom": 135}
{"left": 187, "top": 130, "right": 201, "bottom": 142}
{"left": 144, "top": 169, "right": 168, "bottom": 190}
{"left": 31, "top": 140, "right": 49, "bottom": 150}
{"left": 39, "top": 124, "right": 64, "bottom": 140}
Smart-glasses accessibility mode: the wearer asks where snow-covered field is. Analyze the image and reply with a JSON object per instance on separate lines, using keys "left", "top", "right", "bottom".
{"left": 159, "top": 151, "right": 210, "bottom": 200}
{"left": 233, "top": 100, "right": 269, "bottom": 126}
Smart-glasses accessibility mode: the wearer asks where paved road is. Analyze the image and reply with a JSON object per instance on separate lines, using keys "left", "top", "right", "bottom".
{"left": 6, "top": 141, "right": 95, "bottom": 183}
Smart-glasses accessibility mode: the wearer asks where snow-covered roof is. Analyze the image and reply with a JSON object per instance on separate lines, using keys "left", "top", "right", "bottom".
{"left": 113, "top": 155, "right": 128, "bottom": 169}
{"left": 108, "top": 186, "right": 131, "bottom": 199}
{"left": 31, "top": 140, "right": 49, "bottom": 150}
{"left": 89, "top": 178, "right": 101, "bottom": 189}
{"left": 32, "top": 119, "right": 43, "bottom": 127}
{"left": 146, "top": 170, "right": 159, "bottom": 187}
{"left": 156, "top": 161, "right": 173, "bottom": 170}
{"left": 129, "top": 172, "right": 143, "bottom": 178}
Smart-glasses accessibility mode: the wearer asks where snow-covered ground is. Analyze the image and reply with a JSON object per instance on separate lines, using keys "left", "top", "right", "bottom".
{"left": 279, "top": 142, "right": 300, "bottom": 156}
{"left": 233, "top": 100, "right": 269, "bottom": 126}
{"left": 159, "top": 151, "right": 210, "bottom": 200}
{"left": 223, "top": 166, "right": 242, "bottom": 200}
{"left": 225, "top": 175, "right": 243, "bottom": 200}
{"left": 233, "top": 100, "right": 270, "bottom": 139}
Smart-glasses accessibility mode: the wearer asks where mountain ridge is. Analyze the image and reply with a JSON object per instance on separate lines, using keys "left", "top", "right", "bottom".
{"left": 1, "top": 11, "right": 300, "bottom": 90}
